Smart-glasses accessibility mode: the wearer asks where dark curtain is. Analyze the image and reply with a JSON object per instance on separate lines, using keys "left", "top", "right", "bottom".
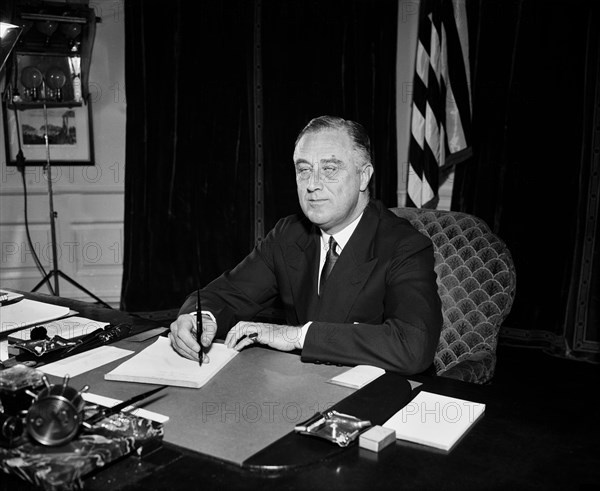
{"left": 261, "top": 0, "right": 399, "bottom": 229}
{"left": 121, "top": 1, "right": 254, "bottom": 311}
{"left": 121, "top": 0, "right": 398, "bottom": 311}
{"left": 452, "top": 0, "right": 600, "bottom": 361}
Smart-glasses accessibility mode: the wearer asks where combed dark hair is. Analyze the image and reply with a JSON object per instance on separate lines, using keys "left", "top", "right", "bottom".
{"left": 294, "top": 115, "right": 372, "bottom": 167}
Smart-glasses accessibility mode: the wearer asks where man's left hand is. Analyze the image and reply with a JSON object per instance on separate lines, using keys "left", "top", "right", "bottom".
{"left": 225, "top": 321, "right": 302, "bottom": 352}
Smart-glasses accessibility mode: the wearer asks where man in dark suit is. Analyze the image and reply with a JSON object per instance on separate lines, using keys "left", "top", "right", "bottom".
{"left": 170, "top": 115, "right": 441, "bottom": 374}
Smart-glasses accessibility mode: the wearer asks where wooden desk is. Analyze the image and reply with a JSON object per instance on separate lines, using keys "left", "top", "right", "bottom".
{"left": 2, "top": 291, "right": 599, "bottom": 490}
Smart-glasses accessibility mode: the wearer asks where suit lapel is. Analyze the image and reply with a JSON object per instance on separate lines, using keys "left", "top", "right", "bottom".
{"left": 317, "top": 201, "right": 380, "bottom": 322}
{"left": 283, "top": 224, "right": 320, "bottom": 323}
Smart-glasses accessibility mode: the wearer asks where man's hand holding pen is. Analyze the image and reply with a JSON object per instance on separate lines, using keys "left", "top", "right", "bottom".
{"left": 169, "top": 313, "right": 217, "bottom": 362}
{"left": 169, "top": 315, "right": 302, "bottom": 361}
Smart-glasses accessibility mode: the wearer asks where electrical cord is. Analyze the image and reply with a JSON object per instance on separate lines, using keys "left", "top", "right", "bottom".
{"left": 12, "top": 103, "right": 55, "bottom": 295}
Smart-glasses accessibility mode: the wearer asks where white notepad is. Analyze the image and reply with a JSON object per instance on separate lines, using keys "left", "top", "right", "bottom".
{"left": 327, "top": 365, "right": 385, "bottom": 389}
{"left": 383, "top": 391, "right": 485, "bottom": 451}
{"left": 105, "top": 336, "right": 238, "bottom": 388}
{"left": 1, "top": 298, "right": 71, "bottom": 334}
{"left": 39, "top": 346, "right": 134, "bottom": 377}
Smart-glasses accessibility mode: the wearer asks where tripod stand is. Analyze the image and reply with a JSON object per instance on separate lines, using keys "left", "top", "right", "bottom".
{"left": 30, "top": 101, "right": 112, "bottom": 309}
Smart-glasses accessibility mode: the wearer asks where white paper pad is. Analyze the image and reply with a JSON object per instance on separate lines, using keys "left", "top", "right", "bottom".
{"left": 0, "top": 339, "right": 8, "bottom": 361}
{"left": 383, "top": 391, "right": 485, "bottom": 451}
{"left": 105, "top": 336, "right": 238, "bottom": 388}
{"left": 1, "top": 299, "right": 71, "bottom": 334}
{"left": 328, "top": 364, "right": 385, "bottom": 389}
{"left": 40, "top": 345, "right": 134, "bottom": 377}
{"left": 82, "top": 392, "right": 170, "bottom": 424}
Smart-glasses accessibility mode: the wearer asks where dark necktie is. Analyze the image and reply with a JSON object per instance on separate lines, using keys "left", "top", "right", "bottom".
{"left": 319, "top": 236, "right": 339, "bottom": 294}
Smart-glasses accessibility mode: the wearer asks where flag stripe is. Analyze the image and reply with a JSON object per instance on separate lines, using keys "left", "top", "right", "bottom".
{"left": 443, "top": 0, "right": 472, "bottom": 143}
{"left": 407, "top": 0, "right": 472, "bottom": 208}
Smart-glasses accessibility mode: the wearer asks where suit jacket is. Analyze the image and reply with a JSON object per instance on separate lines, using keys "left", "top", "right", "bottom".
{"left": 180, "top": 200, "right": 442, "bottom": 374}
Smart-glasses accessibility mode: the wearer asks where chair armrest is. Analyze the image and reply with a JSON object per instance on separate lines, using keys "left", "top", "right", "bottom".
{"left": 438, "top": 351, "right": 496, "bottom": 384}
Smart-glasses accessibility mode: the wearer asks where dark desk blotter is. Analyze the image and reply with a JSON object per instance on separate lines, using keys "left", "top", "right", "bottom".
{"left": 0, "top": 412, "right": 163, "bottom": 491}
{"left": 243, "top": 372, "right": 413, "bottom": 470}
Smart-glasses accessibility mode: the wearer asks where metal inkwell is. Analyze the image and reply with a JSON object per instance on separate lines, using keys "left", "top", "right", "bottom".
{"left": 294, "top": 410, "right": 372, "bottom": 447}
{"left": 0, "top": 366, "right": 89, "bottom": 447}
{"left": 0, "top": 364, "right": 166, "bottom": 449}
{"left": 25, "top": 374, "right": 89, "bottom": 446}
{"left": 0, "top": 362, "right": 167, "bottom": 489}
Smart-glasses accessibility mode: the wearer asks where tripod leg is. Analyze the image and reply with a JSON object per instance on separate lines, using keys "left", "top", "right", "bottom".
{"left": 32, "top": 272, "right": 57, "bottom": 295}
{"left": 56, "top": 271, "right": 113, "bottom": 309}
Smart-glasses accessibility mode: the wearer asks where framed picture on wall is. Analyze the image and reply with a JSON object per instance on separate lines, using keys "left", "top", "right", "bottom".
{"left": 2, "top": 101, "right": 94, "bottom": 166}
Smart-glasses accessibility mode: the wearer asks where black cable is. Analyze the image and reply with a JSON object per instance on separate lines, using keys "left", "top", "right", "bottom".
{"left": 19, "top": 163, "right": 55, "bottom": 295}
{"left": 12, "top": 104, "right": 55, "bottom": 295}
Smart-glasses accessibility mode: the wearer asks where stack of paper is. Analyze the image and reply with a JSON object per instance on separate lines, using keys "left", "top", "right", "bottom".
{"left": 383, "top": 391, "right": 485, "bottom": 451}
{"left": 327, "top": 365, "right": 385, "bottom": 389}
{"left": 39, "top": 346, "right": 134, "bottom": 378}
{"left": 1, "top": 299, "right": 71, "bottom": 335}
{"left": 105, "top": 336, "right": 238, "bottom": 388}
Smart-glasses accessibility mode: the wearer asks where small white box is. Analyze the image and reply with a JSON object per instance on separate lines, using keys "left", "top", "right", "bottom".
{"left": 359, "top": 425, "right": 396, "bottom": 452}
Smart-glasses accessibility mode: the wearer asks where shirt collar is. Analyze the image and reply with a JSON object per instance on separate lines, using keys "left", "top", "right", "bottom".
{"left": 320, "top": 212, "right": 364, "bottom": 252}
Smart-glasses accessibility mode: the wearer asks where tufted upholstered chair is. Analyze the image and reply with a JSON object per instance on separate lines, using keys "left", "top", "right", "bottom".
{"left": 390, "top": 208, "right": 517, "bottom": 384}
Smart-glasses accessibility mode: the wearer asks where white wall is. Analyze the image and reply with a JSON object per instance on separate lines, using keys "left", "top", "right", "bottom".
{"left": 0, "top": 0, "right": 126, "bottom": 306}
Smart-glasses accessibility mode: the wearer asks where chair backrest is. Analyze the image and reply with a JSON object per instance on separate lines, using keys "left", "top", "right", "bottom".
{"left": 390, "top": 207, "right": 517, "bottom": 383}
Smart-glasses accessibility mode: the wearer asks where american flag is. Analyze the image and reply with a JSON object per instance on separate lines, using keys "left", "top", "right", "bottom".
{"left": 407, "top": 0, "right": 472, "bottom": 209}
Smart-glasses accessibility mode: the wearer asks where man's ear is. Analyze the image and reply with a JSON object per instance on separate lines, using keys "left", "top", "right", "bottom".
{"left": 359, "top": 164, "right": 374, "bottom": 192}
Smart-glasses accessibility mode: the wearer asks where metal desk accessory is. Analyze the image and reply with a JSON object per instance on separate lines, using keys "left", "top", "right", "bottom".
{"left": 294, "top": 410, "right": 372, "bottom": 447}
{"left": 1, "top": 364, "right": 165, "bottom": 448}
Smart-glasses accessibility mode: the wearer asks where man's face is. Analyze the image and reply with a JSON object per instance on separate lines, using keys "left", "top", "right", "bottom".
{"left": 294, "top": 129, "right": 372, "bottom": 234}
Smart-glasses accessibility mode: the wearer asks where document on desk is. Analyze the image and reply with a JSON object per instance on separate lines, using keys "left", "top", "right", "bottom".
{"left": 1, "top": 298, "right": 72, "bottom": 334}
{"left": 327, "top": 364, "right": 385, "bottom": 389}
{"left": 40, "top": 345, "right": 134, "bottom": 378}
{"left": 104, "top": 336, "right": 238, "bottom": 388}
{"left": 383, "top": 391, "right": 485, "bottom": 452}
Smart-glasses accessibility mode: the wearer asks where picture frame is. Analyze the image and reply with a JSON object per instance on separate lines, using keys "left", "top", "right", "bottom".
{"left": 2, "top": 101, "right": 94, "bottom": 166}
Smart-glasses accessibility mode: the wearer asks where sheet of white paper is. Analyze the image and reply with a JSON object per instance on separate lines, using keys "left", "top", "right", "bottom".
{"left": 105, "top": 336, "right": 238, "bottom": 388}
{"left": 0, "top": 339, "right": 8, "bottom": 361}
{"left": 82, "top": 392, "right": 170, "bottom": 424}
{"left": 328, "top": 365, "right": 385, "bottom": 389}
{"left": 383, "top": 391, "right": 485, "bottom": 451}
{"left": 1, "top": 299, "right": 71, "bottom": 333}
{"left": 40, "top": 346, "right": 134, "bottom": 378}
